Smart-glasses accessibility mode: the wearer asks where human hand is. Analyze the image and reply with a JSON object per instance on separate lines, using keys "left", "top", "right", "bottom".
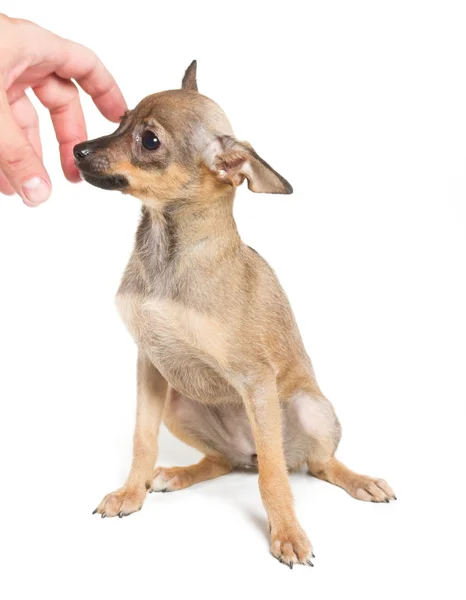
{"left": 0, "top": 14, "right": 127, "bottom": 206}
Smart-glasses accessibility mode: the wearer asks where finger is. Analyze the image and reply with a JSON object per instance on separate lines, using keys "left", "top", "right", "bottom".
{"left": 7, "top": 21, "right": 127, "bottom": 122}
{"left": 0, "top": 90, "right": 51, "bottom": 206}
{"left": 55, "top": 40, "right": 127, "bottom": 122}
{"left": 2, "top": 93, "right": 43, "bottom": 196}
{"left": 33, "top": 75, "right": 86, "bottom": 182}
{"left": 10, "top": 93, "right": 43, "bottom": 160}
{"left": 0, "top": 93, "right": 42, "bottom": 196}
{"left": 0, "top": 170, "right": 15, "bottom": 195}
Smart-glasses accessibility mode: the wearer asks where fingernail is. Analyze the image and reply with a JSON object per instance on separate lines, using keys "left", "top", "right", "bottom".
{"left": 22, "top": 177, "right": 51, "bottom": 205}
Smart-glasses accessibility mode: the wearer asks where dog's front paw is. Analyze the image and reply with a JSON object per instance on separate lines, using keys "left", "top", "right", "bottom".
{"left": 347, "top": 475, "right": 396, "bottom": 503}
{"left": 93, "top": 485, "right": 147, "bottom": 518}
{"left": 270, "top": 520, "right": 314, "bottom": 568}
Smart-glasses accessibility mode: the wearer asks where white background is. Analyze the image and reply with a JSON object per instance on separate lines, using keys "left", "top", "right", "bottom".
{"left": 0, "top": 1, "right": 465, "bottom": 598}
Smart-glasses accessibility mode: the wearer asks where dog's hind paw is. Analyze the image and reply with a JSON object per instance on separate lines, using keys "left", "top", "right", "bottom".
{"left": 148, "top": 466, "right": 193, "bottom": 493}
{"left": 348, "top": 476, "right": 396, "bottom": 503}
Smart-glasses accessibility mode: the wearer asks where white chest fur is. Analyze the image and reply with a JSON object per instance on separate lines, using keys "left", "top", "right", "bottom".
{"left": 116, "top": 293, "right": 229, "bottom": 365}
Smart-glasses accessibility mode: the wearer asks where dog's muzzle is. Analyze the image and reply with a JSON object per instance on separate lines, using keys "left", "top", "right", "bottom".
{"left": 73, "top": 140, "right": 128, "bottom": 191}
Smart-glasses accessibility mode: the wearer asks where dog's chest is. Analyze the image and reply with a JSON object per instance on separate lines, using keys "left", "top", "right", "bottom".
{"left": 116, "top": 291, "right": 235, "bottom": 402}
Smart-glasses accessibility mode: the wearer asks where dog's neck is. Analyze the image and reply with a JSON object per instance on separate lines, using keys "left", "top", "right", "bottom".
{"left": 134, "top": 189, "right": 241, "bottom": 283}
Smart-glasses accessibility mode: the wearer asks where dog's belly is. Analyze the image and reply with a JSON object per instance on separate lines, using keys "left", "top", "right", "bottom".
{"left": 166, "top": 391, "right": 315, "bottom": 470}
{"left": 165, "top": 390, "right": 257, "bottom": 466}
{"left": 116, "top": 292, "right": 240, "bottom": 403}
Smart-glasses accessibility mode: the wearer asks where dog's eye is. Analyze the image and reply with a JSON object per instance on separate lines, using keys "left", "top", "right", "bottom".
{"left": 141, "top": 130, "right": 161, "bottom": 151}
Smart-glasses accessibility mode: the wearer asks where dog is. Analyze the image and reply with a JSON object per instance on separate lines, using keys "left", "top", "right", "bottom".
{"left": 74, "top": 61, "right": 395, "bottom": 568}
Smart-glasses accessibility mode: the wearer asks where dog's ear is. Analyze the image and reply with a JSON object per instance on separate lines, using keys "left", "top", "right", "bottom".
{"left": 182, "top": 60, "right": 198, "bottom": 92}
{"left": 203, "top": 135, "right": 292, "bottom": 194}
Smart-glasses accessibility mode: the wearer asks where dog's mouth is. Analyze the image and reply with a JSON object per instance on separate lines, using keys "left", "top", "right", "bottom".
{"left": 78, "top": 167, "right": 129, "bottom": 191}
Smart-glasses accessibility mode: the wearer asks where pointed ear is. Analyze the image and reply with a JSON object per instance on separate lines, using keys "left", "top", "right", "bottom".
{"left": 181, "top": 60, "right": 198, "bottom": 91}
{"left": 203, "top": 135, "right": 293, "bottom": 194}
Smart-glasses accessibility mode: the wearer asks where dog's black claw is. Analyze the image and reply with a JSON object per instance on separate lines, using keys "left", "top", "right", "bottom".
{"left": 384, "top": 498, "right": 390, "bottom": 503}
{"left": 307, "top": 560, "right": 314, "bottom": 567}
{"left": 161, "top": 488, "right": 168, "bottom": 493}
{"left": 119, "top": 511, "right": 124, "bottom": 518}
{"left": 312, "top": 553, "right": 315, "bottom": 558}
{"left": 92, "top": 509, "right": 97, "bottom": 515}
{"left": 288, "top": 561, "right": 293, "bottom": 570}
{"left": 145, "top": 482, "right": 151, "bottom": 490}
{"left": 101, "top": 512, "right": 106, "bottom": 519}
{"left": 393, "top": 495, "right": 397, "bottom": 500}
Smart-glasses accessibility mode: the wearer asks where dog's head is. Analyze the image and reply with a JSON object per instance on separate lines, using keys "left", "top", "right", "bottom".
{"left": 74, "top": 61, "right": 292, "bottom": 206}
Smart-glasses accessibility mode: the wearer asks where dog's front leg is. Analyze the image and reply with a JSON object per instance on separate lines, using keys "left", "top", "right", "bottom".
{"left": 94, "top": 351, "right": 167, "bottom": 518}
{"left": 243, "top": 379, "right": 314, "bottom": 567}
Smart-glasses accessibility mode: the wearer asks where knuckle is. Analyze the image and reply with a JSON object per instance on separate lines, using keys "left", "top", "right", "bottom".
{"left": 13, "top": 17, "right": 37, "bottom": 29}
{"left": 63, "top": 81, "right": 80, "bottom": 103}
{"left": 2, "top": 15, "right": 32, "bottom": 28}
{"left": 2, "top": 142, "right": 36, "bottom": 172}
{"left": 73, "top": 41, "right": 96, "bottom": 65}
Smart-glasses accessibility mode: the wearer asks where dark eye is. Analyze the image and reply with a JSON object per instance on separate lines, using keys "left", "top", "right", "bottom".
{"left": 141, "top": 130, "right": 161, "bottom": 150}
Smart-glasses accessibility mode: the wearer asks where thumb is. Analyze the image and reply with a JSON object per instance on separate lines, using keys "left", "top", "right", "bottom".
{"left": 0, "top": 94, "right": 51, "bottom": 206}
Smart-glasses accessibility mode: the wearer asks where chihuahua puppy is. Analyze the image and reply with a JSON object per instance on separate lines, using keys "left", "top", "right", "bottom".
{"left": 74, "top": 61, "right": 395, "bottom": 568}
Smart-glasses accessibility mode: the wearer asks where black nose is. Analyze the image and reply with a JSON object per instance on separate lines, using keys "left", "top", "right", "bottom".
{"left": 73, "top": 142, "right": 93, "bottom": 161}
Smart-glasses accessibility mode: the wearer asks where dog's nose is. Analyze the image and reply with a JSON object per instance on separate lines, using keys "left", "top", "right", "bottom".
{"left": 73, "top": 142, "right": 93, "bottom": 161}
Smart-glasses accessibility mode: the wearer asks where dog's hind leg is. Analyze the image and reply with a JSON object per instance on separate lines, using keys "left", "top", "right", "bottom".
{"left": 291, "top": 389, "right": 396, "bottom": 502}
{"left": 149, "top": 456, "right": 232, "bottom": 493}
{"left": 307, "top": 454, "right": 396, "bottom": 503}
{"left": 151, "top": 388, "right": 233, "bottom": 492}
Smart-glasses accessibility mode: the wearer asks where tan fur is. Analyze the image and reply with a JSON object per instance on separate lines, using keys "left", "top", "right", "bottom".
{"left": 151, "top": 457, "right": 232, "bottom": 492}
{"left": 76, "top": 63, "right": 395, "bottom": 567}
